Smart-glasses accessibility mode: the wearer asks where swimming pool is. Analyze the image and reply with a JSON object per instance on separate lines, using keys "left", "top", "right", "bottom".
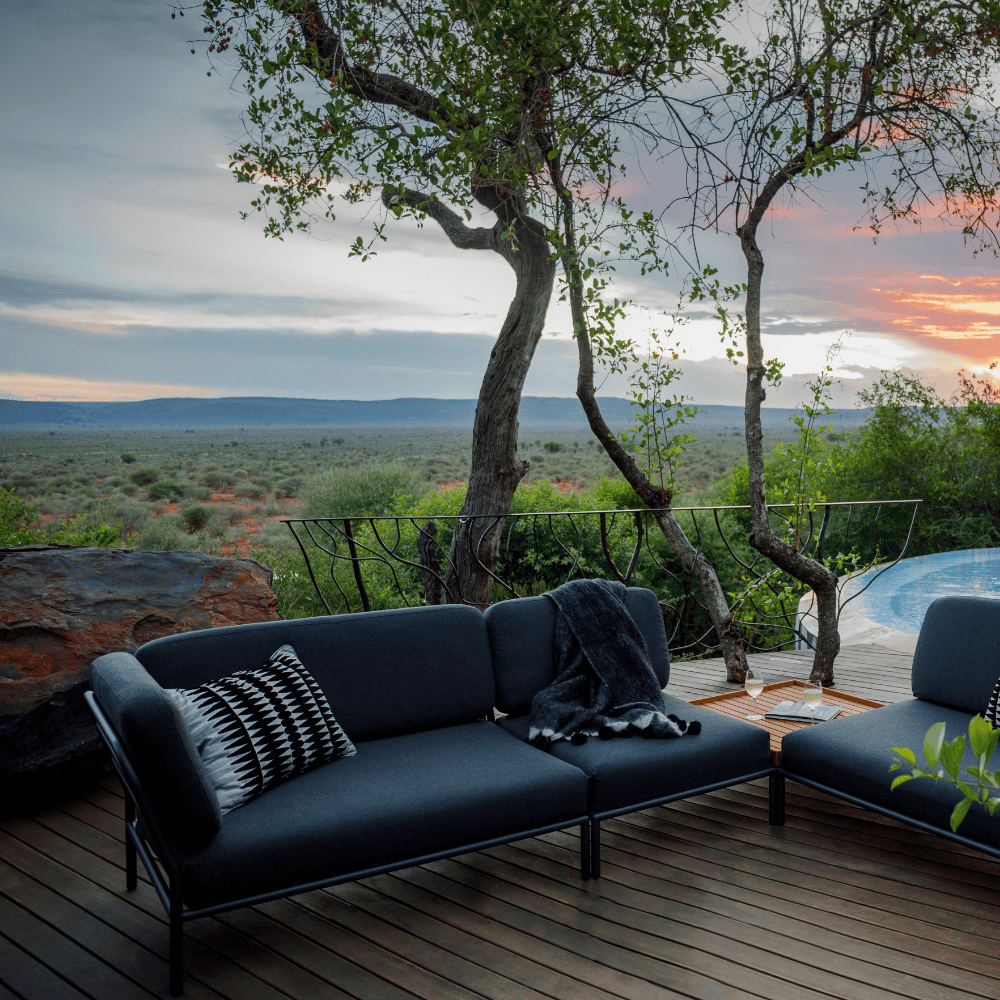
{"left": 842, "top": 548, "right": 1000, "bottom": 635}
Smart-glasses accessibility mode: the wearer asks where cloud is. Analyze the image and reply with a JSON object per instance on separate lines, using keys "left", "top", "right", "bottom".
{"left": 0, "top": 372, "right": 229, "bottom": 403}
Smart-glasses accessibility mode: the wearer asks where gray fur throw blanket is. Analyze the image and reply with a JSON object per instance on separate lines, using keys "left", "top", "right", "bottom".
{"left": 527, "top": 578, "right": 700, "bottom": 747}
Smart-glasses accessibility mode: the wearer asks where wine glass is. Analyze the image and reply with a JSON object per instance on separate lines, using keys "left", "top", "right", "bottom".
{"left": 803, "top": 681, "right": 823, "bottom": 723}
{"left": 744, "top": 667, "right": 765, "bottom": 721}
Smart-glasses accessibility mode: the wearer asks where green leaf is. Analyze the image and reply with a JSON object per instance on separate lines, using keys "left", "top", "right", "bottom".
{"left": 891, "top": 747, "right": 916, "bottom": 766}
{"left": 968, "top": 714, "right": 992, "bottom": 757}
{"left": 923, "top": 722, "right": 946, "bottom": 768}
{"left": 940, "top": 735, "right": 966, "bottom": 779}
{"left": 890, "top": 774, "right": 916, "bottom": 791}
{"left": 949, "top": 797, "right": 972, "bottom": 832}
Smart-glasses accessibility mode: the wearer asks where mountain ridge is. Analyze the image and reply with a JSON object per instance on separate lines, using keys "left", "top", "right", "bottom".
{"left": 0, "top": 396, "right": 868, "bottom": 429}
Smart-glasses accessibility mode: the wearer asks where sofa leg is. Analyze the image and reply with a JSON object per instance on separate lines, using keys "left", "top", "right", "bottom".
{"left": 769, "top": 772, "right": 785, "bottom": 826}
{"left": 124, "top": 796, "right": 137, "bottom": 891}
{"left": 580, "top": 820, "right": 591, "bottom": 879}
{"left": 590, "top": 820, "right": 601, "bottom": 879}
{"left": 169, "top": 888, "right": 184, "bottom": 997}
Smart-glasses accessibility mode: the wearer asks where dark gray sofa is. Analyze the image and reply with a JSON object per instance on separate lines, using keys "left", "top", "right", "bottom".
{"left": 87, "top": 587, "right": 776, "bottom": 995}
{"left": 484, "top": 588, "right": 774, "bottom": 875}
{"left": 779, "top": 595, "right": 1000, "bottom": 856}
{"left": 87, "top": 603, "right": 591, "bottom": 996}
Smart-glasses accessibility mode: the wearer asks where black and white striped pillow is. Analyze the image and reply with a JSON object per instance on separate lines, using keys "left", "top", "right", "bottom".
{"left": 168, "top": 645, "right": 356, "bottom": 814}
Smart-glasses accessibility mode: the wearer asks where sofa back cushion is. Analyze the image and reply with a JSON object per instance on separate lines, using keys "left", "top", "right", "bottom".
{"left": 484, "top": 587, "right": 669, "bottom": 717}
{"left": 90, "top": 651, "right": 223, "bottom": 850}
{"left": 912, "top": 596, "right": 1000, "bottom": 713}
{"left": 135, "top": 603, "right": 495, "bottom": 740}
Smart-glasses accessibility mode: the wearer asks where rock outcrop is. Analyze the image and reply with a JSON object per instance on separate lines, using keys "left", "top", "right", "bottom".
{"left": 0, "top": 547, "right": 281, "bottom": 786}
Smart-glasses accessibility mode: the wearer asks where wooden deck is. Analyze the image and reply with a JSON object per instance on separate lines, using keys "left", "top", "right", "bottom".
{"left": 3, "top": 643, "right": 1000, "bottom": 1000}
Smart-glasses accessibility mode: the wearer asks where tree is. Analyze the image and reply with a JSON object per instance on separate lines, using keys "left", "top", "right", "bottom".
{"left": 194, "top": 0, "right": 748, "bottom": 643}
{"left": 194, "top": 0, "right": 565, "bottom": 607}
{"left": 647, "top": 0, "right": 1000, "bottom": 682}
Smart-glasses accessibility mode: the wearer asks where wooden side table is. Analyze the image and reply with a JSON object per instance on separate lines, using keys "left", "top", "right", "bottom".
{"left": 691, "top": 680, "right": 885, "bottom": 824}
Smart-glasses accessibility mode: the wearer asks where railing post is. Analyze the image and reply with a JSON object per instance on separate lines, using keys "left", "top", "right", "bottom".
{"left": 343, "top": 518, "right": 371, "bottom": 612}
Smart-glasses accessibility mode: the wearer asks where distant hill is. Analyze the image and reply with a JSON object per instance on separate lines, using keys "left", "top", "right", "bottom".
{"left": 0, "top": 396, "right": 869, "bottom": 430}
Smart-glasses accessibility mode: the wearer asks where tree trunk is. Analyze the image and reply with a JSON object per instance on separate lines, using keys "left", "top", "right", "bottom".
{"left": 383, "top": 185, "right": 555, "bottom": 610}
{"left": 417, "top": 519, "right": 447, "bottom": 605}
{"left": 739, "top": 221, "right": 839, "bottom": 684}
{"left": 446, "top": 209, "right": 555, "bottom": 609}
{"left": 570, "top": 277, "right": 749, "bottom": 683}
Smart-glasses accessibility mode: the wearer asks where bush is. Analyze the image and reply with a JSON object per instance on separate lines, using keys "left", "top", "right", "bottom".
{"left": 133, "top": 519, "right": 196, "bottom": 551}
{"left": 544, "top": 442, "right": 564, "bottom": 452}
{"left": 181, "top": 506, "right": 211, "bottom": 532}
{"left": 275, "top": 477, "right": 305, "bottom": 498}
{"left": 0, "top": 488, "right": 120, "bottom": 547}
{"left": 206, "top": 504, "right": 246, "bottom": 536}
{"left": 84, "top": 496, "right": 150, "bottom": 538}
{"left": 120, "top": 452, "right": 136, "bottom": 464}
{"left": 235, "top": 483, "right": 266, "bottom": 500}
{"left": 129, "top": 467, "right": 160, "bottom": 487}
{"left": 202, "top": 471, "right": 236, "bottom": 490}
{"left": 0, "top": 488, "right": 40, "bottom": 545}
{"left": 303, "top": 462, "right": 421, "bottom": 518}
{"left": 147, "top": 481, "right": 186, "bottom": 501}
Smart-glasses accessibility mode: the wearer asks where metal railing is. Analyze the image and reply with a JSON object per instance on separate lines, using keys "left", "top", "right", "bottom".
{"left": 283, "top": 499, "right": 921, "bottom": 657}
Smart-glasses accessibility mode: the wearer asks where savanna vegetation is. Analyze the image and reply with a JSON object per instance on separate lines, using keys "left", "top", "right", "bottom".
{"left": 2, "top": 368, "right": 995, "bottom": 660}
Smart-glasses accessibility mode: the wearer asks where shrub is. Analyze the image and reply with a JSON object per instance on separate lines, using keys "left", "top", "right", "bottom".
{"left": 275, "top": 477, "right": 305, "bottom": 498}
{"left": 0, "top": 488, "right": 120, "bottom": 547}
{"left": 303, "top": 462, "right": 421, "bottom": 518}
{"left": 133, "top": 518, "right": 197, "bottom": 552}
{"left": 544, "top": 442, "right": 563, "bottom": 452}
{"left": 84, "top": 496, "right": 149, "bottom": 537}
{"left": 129, "top": 467, "right": 160, "bottom": 487}
{"left": 181, "top": 506, "right": 211, "bottom": 532}
{"left": 147, "top": 481, "right": 186, "bottom": 501}
{"left": 188, "top": 486, "right": 213, "bottom": 501}
{"left": 235, "top": 483, "right": 266, "bottom": 500}
{"left": 120, "top": 452, "right": 136, "bottom": 464}
{"left": 206, "top": 504, "right": 246, "bottom": 536}
{"left": 202, "top": 471, "right": 236, "bottom": 489}
{"left": 0, "top": 488, "right": 40, "bottom": 545}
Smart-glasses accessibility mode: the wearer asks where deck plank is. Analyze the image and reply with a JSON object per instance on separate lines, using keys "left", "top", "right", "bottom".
{"left": 7, "top": 641, "right": 1000, "bottom": 1000}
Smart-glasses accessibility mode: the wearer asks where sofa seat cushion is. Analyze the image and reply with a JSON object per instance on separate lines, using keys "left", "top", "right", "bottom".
{"left": 175, "top": 720, "right": 589, "bottom": 908}
{"left": 782, "top": 698, "right": 1000, "bottom": 849}
{"left": 496, "top": 693, "right": 771, "bottom": 815}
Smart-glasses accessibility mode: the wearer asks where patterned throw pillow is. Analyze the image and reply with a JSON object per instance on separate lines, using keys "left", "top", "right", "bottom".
{"left": 167, "top": 645, "right": 356, "bottom": 814}
{"left": 986, "top": 674, "right": 1000, "bottom": 728}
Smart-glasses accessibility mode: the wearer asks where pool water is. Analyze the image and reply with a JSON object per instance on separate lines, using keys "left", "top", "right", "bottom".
{"left": 843, "top": 548, "right": 1000, "bottom": 635}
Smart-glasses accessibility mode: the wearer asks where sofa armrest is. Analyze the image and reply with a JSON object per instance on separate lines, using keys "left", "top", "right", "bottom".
{"left": 90, "top": 652, "right": 222, "bottom": 851}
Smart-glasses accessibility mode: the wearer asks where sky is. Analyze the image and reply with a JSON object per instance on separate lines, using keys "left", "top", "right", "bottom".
{"left": 2, "top": 1, "right": 998, "bottom": 409}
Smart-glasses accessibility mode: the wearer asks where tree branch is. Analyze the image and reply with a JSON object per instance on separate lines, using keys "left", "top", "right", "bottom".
{"left": 381, "top": 186, "right": 494, "bottom": 250}
{"left": 289, "top": 1, "right": 481, "bottom": 129}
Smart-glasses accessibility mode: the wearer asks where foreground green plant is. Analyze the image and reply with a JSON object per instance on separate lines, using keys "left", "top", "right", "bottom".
{"left": 0, "top": 487, "right": 120, "bottom": 547}
{"left": 890, "top": 717, "right": 1000, "bottom": 833}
